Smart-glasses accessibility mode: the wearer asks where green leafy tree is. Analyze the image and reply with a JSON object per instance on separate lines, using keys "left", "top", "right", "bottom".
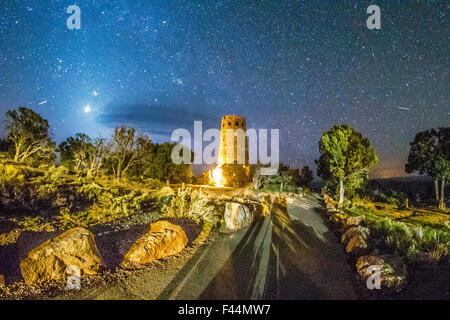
{"left": 316, "top": 125, "right": 378, "bottom": 206}
{"left": 406, "top": 127, "right": 450, "bottom": 209}
{"left": 222, "top": 164, "right": 251, "bottom": 187}
{"left": 299, "top": 165, "right": 314, "bottom": 188}
{"left": 141, "top": 142, "right": 192, "bottom": 183}
{"left": 5, "top": 107, "right": 55, "bottom": 163}
{"left": 0, "top": 138, "right": 12, "bottom": 160}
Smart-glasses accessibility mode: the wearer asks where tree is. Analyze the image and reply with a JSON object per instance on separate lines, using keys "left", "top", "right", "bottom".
{"left": 108, "top": 126, "right": 145, "bottom": 180}
{"left": 251, "top": 163, "right": 296, "bottom": 191}
{"left": 59, "top": 134, "right": 108, "bottom": 177}
{"left": 5, "top": 107, "right": 55, "bottom": 163}
{"left": 406, "top": 127, "right": 450, "bottom": 210}
{"left": 141, "top": 142, "right": 192, "bottom": 183}
{"left": 86, "top": 138, "right": 109, "bottom": 177}
{"left": 0, "top": 138, "right": 12, "bottom": 159}
{"left": 222, "top": 164, "right": 250, "bottom": 187}
{"left": 316, "top": 125, "right": 378, "bottom": 206}
{"left": 59, "top": 133, "right": 91, "bottom": 172}
{"left": 252, "top": 165, "right": 268, "bottom": 190}
{"left": 299, "top": 166, "right": 314, "bottom": 188}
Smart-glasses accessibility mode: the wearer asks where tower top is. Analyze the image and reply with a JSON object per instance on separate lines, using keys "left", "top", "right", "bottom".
{"left": 220, "top": 115, "right": 247, "bottom": 130}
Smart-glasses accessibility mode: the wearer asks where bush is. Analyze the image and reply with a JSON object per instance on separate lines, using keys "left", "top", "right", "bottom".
{"left": 17, "top": 216, "right": 55, "bottom": 232}
{"left": 33, "top": 165, "right": 69, "bottom": 197}
{"left": 422, "top": 228, "right": 450, "bottom": 263}
{"left": 38, "top": 165, "right": 69, "bottom": 184}
{"left": 73, "top": 182, "right": 151, "bottom": 227}
{"left": 146, "top": 178, "right": 165, "bottom": 189}
{"left": 77, "top": 182, "right": 105, "bottom": 199}
{"left": 162, "top": 185, "right": 222, "bottom": 225}
{"left": 384, "top": 221, "right": 415, "bottom": 256}
{"left": 58, "top": 207, "right": 91, "bottom": 228}
{"left": 0, "top": 163, "right": 25, "bottom": 187}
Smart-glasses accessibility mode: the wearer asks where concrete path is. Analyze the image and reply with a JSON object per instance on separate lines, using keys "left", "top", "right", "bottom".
{"left": 59, "top": 194, "right": 357, "bottom": 300}
{"left": 162, "top": 194, "right": 357, "bottom": 299}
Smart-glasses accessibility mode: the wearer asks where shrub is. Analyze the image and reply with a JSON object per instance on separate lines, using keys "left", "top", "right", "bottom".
{"left": 422, "top": 228, "right": 450, "bottom": 262}
{"left": 74, "top": 182, "right": 151, "bottom": 227}
{"left": 385, "top": 223, "right": 415, "bottom": 256}
{"left": 77, "top": 182, "right": 105, "bottom": 199}
{"left": 58, "top": 207, "right": 91, "bottom": 228}
{"left": 426, "top": 242, "right": 448, "bottom": 263}
{"left": 38, "top": 182, "right": 58, "bottom": 196}
{"left": 372, "top": 218, "right": 417, "bottom": 256}
{"left": 0, "top": 163, "right": 25, "bottom": 187}
{"left": 188, "top": 190, "right": 223, "bottom": 225}
{"left": 162, "top": 185, "right": 222, "bottom": 225}
{"left": 387, "top": 196, "right": 401, "bottom": 208}
{"left": 146, "top": 178, "right": 165, "bottom": 189}
{"left": 406, "top": 243, "right": 420, "bottom": 263}
{"left": 38, "top": 165, "right": 69, "bottom": 184}
{"left": 17, "top": 216, "right": 55, "bottom": 232}
{"left": 98, "top": 190, "right": 148, "bottom": 217}
{"left": 153, "top": 186, "right": 175, "bottom": 206}
{"left": 0, "top": 229, "right": 21, "bottom": 246}
{"left": 33, "top": 165, "right": 69, "bottom": 197}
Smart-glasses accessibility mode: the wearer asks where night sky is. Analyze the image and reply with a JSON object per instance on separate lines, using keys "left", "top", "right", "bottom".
{"left": 0, "top": 1, "right": 448, "bottom": 177}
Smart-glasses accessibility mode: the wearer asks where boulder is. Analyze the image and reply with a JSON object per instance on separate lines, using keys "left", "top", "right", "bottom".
{"left": 346, "top": 216, "right": 365, "bottom": 227}
{"left": 327, "top": 208, "right": 339, "bottom": 215}
{"left": 326, "top": 202, "right": 336, "bottom": 211}
{"left": 341, "top": 226, "right": 370, "bottom": 245}
{"left": 329, "top": 213, "right": 348, "bottom": 226}
{"left": 345, "top": 234, "right": 369, "bottom": 256}
{"left": 224, "top": 202, "right": 252, "bottom": 231}
{"left": 356, "top": 254, "right": 407, "bottom": 292}
{"left": 20, "top": 228, "right": 102, "bottom": 285}
{"left": 123, "top": 220, "right": 188, "bottom": 265}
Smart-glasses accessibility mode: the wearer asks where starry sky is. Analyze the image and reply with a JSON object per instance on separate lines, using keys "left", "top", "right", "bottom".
{"left": 0, "top": 0, "right": 448, "bottom": 177}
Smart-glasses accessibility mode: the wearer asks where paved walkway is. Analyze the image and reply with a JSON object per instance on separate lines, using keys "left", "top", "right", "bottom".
{"left": 160, "top": 194, "right": 357, "bottom": 299}
{"left": 59, "top": 194, "right": 357, "bottom": 300}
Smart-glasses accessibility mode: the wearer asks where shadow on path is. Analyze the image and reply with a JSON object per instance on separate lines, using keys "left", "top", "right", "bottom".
{"left": 158, "top": 196, "right": 356, "bottom": 300}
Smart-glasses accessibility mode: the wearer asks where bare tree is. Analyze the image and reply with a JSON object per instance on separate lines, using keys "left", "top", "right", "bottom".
{"left": 110, "top": 126, "right": 144, "bottom": 179}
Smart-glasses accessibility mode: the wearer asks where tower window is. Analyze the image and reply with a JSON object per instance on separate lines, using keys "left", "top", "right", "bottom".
{"left": 228, "top": 122, "right": 231, "bottom": 126}
{"left": 235, "top": 121, "right": 239, "bottom": 126}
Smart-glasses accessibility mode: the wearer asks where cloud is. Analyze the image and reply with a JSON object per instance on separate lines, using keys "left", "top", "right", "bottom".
{"left": 96, "top": 102, "right": 219, "bottom": 140}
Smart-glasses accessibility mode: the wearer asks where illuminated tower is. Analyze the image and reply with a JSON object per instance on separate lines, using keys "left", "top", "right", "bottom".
{"left": 217, "top": 115, "right": 248, "bottom": 166}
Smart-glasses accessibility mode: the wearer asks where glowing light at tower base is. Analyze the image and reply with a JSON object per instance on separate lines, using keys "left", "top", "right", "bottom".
{"left": 209, "top": 167, "right": 225, "bottom": 187}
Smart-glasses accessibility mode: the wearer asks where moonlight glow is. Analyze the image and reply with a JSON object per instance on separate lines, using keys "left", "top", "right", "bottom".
{"left": 84, "top": 105, "right": 91, "bottom": 113}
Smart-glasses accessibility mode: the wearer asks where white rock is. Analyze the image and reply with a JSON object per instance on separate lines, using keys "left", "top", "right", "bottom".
{"left": 224, "top": 202, "right": 252, "bottom": 231}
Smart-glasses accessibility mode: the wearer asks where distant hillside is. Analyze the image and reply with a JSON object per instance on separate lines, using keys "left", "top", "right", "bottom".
{"left": 369, "top": 175, "right": 448, "bottom": 205}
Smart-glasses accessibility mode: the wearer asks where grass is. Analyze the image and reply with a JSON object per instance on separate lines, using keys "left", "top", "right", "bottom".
{"left": 345, "top": 201, "right": 450, "bottom": 264}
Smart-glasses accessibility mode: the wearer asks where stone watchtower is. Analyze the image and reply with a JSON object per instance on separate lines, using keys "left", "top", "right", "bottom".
{"left": 217, "top": 115, "right": 249, "bottom": 166}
